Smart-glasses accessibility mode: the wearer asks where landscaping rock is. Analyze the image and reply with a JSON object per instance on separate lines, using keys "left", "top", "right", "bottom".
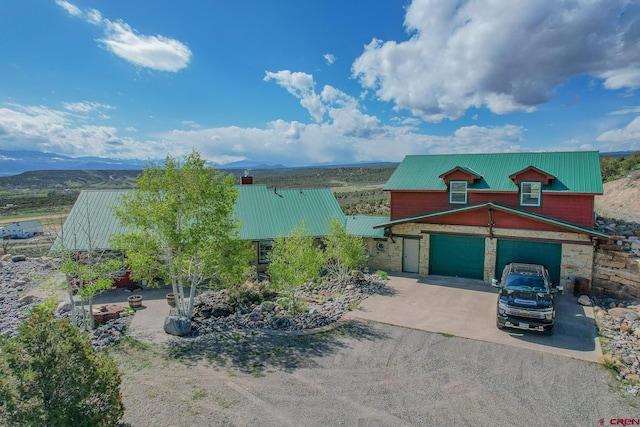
{"left": 578, "top": 295, "right": 592, "bottom": 306}
{"left": 164, "top": 315, "right": 192, "bottom": 336}
{"left": 11, "top": 255, "right": 26, "bottom": 262}
{"left": 609, "top": 307, "right": 632, "bottom": 319}
{"left": 191, "top": 273, "right": 390, "bottom": 334}
{"left": 55, "top": 301, "right": 73, "bottom": 314}
{"left": 17, "top": 294, "right": 37, "bottom": 305}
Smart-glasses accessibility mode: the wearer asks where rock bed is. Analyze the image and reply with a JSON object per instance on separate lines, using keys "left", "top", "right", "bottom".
{"left": 0, "top": 256, "right": 128, "bottom": 350}
{"left": 595, "top": 216, "right": 640, "bottom": 255}
{"left": 191, "top": 273, "right": 390, "bottom": 335}
{"left": 590, "top": 295, "right": 640, "bottom": 396}
{"left": 0, "top": 256, "right": 56, "bottom": 337}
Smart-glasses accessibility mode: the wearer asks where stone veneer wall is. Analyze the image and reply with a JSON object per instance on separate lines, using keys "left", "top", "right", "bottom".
{"left": 592, "top": 249, "right": 640, "bottom": 299}
{"left": 590, "top": 218, "right": 640, "bottom": 299}
{"left": 364, "top": 222, "right": 594, "bottom": 287}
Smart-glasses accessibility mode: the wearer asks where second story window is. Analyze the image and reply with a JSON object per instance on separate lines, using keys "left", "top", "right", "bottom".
{"left": 520, "top": 181, "right": 542, "bottom": 207}
{"left": 450, "top": 181, "right": 467, "bottom": 204}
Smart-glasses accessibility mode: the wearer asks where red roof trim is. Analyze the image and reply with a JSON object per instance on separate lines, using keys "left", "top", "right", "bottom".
{"left": 438, "top": 166, "right": 482, "bottom": 184}
{"left": 509, "top": 166, "right": 555, "bottom": 185}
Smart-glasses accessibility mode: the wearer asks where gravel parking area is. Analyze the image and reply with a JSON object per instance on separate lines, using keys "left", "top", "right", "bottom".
{"left": 116, "top": 321, "right": 636, "bottom": 427}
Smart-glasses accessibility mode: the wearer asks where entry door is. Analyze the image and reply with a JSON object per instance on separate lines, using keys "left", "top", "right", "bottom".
{"left": 403, "top": 238, "right": 420, "bottom": 273}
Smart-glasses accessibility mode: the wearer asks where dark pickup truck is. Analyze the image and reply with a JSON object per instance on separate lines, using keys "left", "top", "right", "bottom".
{"left": 492, "top": 263, "right": 563, "bottom": 335}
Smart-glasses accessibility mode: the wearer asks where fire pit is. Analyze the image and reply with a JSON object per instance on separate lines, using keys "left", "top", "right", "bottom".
{"left": 92, "top": 304, "right": 125, "bottom": 323}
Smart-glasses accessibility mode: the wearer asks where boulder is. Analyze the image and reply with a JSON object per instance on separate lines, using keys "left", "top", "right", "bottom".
{"left": 578, "top": 295, "right": 592, "bottom": 306}
{"left": 17, "top": 295, "right": 37, "bottom": 305}
{"left": 11, "top": 255, "right": 26, "bottom": 262}
{"left": 164, "top": 315, "right": 192, "bottom": 336}
{"left": 609, "top": 307, "right": 633, "bottom": 319}
{"left": 55, "top": 301, "right": 73, "bottom": 314}
{"left": 12, "top": 279, "right": 28, "bottom": 288}
{"left": 210, "top": 303, "right": 234, "bottom": 317}
{"left": 259, "top": 300, "right": 276, "bottom": 313}
{"left": 626, "top": 311, "right": 640, "bottom": 322}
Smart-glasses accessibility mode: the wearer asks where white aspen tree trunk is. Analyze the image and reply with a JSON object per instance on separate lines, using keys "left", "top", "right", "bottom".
{"left": 88, "top": 297, "right": 95, "bottom": 330}
{"left": 79, "top": 299, "right": 88, "bottom": 331}
{"left": 186, "top": 257, "right": 199, "bottom": 318}
{"left": 168, "top": 250, "right": 182, "bottom": 316}
{"left": 65, "top": 275, "right": 78, "bottom": 328}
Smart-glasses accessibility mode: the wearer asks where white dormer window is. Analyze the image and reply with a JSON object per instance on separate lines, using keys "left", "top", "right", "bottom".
{"left": 520, "top": 181, "right": 542, "bottom": 207}
{"left": 450, "top": 181, "right": 467, "bottom": 204}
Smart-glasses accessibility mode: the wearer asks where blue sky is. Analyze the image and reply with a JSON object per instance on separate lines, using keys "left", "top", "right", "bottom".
{"left": 0, "top": 0, "right": 639, "bottom": 167}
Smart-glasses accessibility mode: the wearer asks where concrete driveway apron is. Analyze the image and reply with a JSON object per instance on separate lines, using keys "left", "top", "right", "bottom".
{"left": 346, "top": 273, "right": 602, "bottom": 362}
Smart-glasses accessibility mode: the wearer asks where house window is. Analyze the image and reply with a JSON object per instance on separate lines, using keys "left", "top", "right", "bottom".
{"left": 258, "top": 240, "right": 273, "bottom": 264}
{"left": 520, "top": 181, "right": 542, "bottom": 206}
{"left": 449, "top": 181, "right": 467, "bottom": 204}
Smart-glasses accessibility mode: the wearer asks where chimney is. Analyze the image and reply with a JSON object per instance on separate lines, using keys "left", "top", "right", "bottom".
{"left": 241, "top": 169, "right": 253, "bottom": 185}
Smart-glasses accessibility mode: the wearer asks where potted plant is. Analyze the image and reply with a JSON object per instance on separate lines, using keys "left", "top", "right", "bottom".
{"left": 127, "top": 294, "right": 143, "bottom": 309}
{"left": 166, "top": 293, "right": 176, "bottom": 307}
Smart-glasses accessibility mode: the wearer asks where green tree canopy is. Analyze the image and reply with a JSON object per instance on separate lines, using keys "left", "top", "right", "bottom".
{"left": 112, "top": 150, "right": 252, "bottom": 319}
{"left": 0, "top": 305, "right": 124, "bottom": 427}
{"left": 268, "top": 222, "right": 324, "bottom": 313}
{"left": 323, "top": 218, "right": 368, "bottom": 282}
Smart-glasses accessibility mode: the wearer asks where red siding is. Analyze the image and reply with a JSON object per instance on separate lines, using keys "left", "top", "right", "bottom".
{"left": 416, "top": 208, "right": 575, "bottom": 232}
{"left": 390, "top": 191, "right": 595, "bottom": 227}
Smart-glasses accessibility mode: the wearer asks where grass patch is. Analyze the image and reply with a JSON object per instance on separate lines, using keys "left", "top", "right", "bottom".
{"left": 375, "top": 270, "right": 388, "bottom": 279}
{"left": 191, "top": 389, "right": 208, "bottom": 400}
{"left": 438, "top": 332, "right": 455, "bottom": 338}
{"left": 599, "top": 354, "right": 621, "bottom": 371}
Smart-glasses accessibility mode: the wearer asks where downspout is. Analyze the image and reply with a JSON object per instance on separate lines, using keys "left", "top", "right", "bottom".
{"left": 487, "top": 207, "right": 495, "bottom": 239}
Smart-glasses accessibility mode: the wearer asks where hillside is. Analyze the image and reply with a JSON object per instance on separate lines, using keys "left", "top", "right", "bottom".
{"left": 595, "top": 175, "right": 640, "bottom": 224}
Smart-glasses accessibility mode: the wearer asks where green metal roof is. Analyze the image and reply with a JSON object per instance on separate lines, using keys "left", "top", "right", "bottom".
{"left": 56, "top": 186, "right": 348, "bottom": 251}
{"left": 384, "top": 151, "right": 603, "bottom": 194}
{"left": 235, "top": 185, "right": 345, "bottom": 240}
{"left": 53, "top": 190, "right": 130, "bottom": 252}
{"left": 374, "top": 202, "right": 609, "bottom": 238}
{"left": 346, "top": 215, "right": 389, "bottom": 238}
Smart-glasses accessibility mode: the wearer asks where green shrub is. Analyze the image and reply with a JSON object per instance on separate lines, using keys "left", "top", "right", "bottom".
{"left": 0, "top": 305, "right": 124, "bottom": 427}
{"left": 376, "top": 270, "right": 389, "bottom": 279}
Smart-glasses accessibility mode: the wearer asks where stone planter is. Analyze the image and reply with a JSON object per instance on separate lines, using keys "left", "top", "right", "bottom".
{"left": 128, "top": 295, "right": 143, "bottom": 310}
{"left": 166, "top": 293, "right": 176, "bottom": 307}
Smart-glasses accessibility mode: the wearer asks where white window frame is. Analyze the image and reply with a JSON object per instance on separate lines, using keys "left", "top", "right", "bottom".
{"left": 449, "top": 181, "right": 468, "bottom": 204}
{"left": 258, "top": 240, "right": 273, "bottom": 264}
{"left": 520, "top": 181, "right": 542, "bottom": 207}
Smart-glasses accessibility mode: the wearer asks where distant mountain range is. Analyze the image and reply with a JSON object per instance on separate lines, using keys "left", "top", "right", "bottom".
{"left": 0, "top": 150, "right": 146, "bottom": 176}
{"left": 0, "top": 149, "right": 635, "bottom": 176}
{"left": 0, "top": 150, "right": 288, "bottom": 176}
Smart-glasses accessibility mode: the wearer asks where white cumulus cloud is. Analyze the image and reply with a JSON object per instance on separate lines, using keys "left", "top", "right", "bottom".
{"left": 597, "top": 116, "right": 640, "bottom": 151}
{"left": 352, "top": 0, "right": 640, "bottom": 122}
{"left": 56, "top": 1, "right": 191, "bottom": 72}
{"left": 0, "top": 103, "right": 161, "bottom": 159}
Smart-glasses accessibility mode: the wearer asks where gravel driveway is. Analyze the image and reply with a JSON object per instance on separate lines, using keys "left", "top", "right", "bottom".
{"left": 117, "top": 321, "right": 636, "bottom": 427}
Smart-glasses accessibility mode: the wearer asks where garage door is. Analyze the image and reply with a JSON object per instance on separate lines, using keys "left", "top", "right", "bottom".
{"left": 495, "top": 239, "right": 562, "bottom": 286}
{"left": 429, "top": 234, "right": 485, "bottom": 280}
